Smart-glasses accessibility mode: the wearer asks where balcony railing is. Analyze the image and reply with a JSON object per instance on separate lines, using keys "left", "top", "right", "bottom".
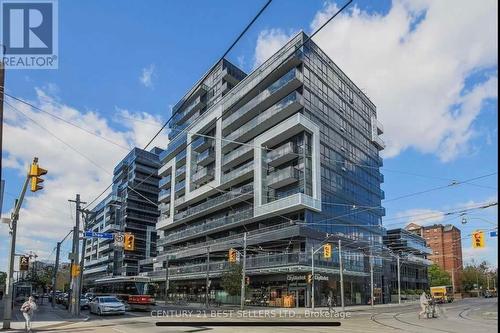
{"left": 192, "top": 167, "right": 215, "bottom": 184}
{"left": 223, "top": 68, "right": 301, "bottom": 131}
{"left": 160, "top": 132, "right": 187, "bottom": 163}
{"left": 221, "top": 160, "right": 253, "bottom": 184}
{"left": 175, "top": 180, "right": 186, "bottom": 193}
{"left": 222, "top": 143, "right": 253, "bottom": 169}
{"left": 192, "top": 135, "right": 213, "bottom": 153}
{"left": 175, "top": 166, "right": 186, "bottom": 180}
{"left": 173, "top": 184, "right": 253, "bottom": 222}
{"left": 196, "top": 148, "right": 215, "bottom": 166}
{"left": 158, "top": 189, "right": 171, "bottom": 203}
{"left": 159, "top": 175, "right": 172, "bottom": 189}
{"left": 175, "top": 150, "right": 187, "bottom": 166}
{"left": 223, "top": 91, "right": 302, "bottom": 147}
{"left": 267, "top": 166, "right": 301, "bottom": 189}
{"left": 159, "top": 208, "right": 254, "bottom": 245}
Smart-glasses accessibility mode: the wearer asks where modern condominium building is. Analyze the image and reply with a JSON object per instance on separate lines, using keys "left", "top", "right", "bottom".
{"left": 83, "top": 147, "right": 162, "bottom": 284}
{"left": 383, "top": 228, "right": 432, "bottom": 300}
{"left": 141, "top": 31, "right": 386, "bottom": 307}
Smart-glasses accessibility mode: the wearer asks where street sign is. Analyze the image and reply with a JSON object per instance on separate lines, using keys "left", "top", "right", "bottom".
{"left": 19, "top": 256, "right": 29, "bottom": 271}
{"left": 84, "top": 231, "right": 114, "bottom": 239}
{"left": 490, "top": 231, "right": 498, "bottom": 237}
{"left": 114, "top": 232, "right": 124, "bottom": 247}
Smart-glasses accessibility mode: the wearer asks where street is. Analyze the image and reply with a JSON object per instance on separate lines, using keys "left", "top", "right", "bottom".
{"left": 1, "top": 297, "right": 496, "bottom": 332}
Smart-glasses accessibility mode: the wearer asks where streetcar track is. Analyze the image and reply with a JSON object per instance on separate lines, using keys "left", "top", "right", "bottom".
{"left": 369, "top": 312, "right": 401, "bottom": 330}
{"left": 393, "top": 311, "right": 458, "bottom": 333}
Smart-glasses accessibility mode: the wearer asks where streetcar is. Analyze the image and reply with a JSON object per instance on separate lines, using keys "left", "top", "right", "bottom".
{"left": 90, "top": 276, "right": 155, "bottom": 311}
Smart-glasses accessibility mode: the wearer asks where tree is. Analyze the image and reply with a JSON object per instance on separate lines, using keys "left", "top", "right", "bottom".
{"left": 461, "top": 260, "right": 493, "bottom": 292}
{"left": 428, "top": 264, "right": 451, "bottom": 287}
{"left": 221, "top": 263, "right": 242, "bottom": 296}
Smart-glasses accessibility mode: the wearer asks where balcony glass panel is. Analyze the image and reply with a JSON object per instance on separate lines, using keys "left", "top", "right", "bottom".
{"left": 159, "top": 175, "right": 172, "bottom": 188}
{"left": 222, "top": 160, "right": 253, "bottom": 183}
{"left": 224, "top": 91, "right": 301, "bottom": 145}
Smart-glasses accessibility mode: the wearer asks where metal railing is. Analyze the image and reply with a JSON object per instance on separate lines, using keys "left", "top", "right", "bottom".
{"left": 173, "top": 184, "right": 253, "bottom": 222}
{"left": 224, "top": 91, "right": 301, "bottom": 144}
{"left": 222, "top": 160, "right": 254, "bottom": 183}
{"left": 222, "top": 143, "right": 253, "bottom": 166}
{"left": 267, "top": 166, "right": 302, "bottom": 186}
{"left": 159, "top": 208, "right": 254, "bottom": 245}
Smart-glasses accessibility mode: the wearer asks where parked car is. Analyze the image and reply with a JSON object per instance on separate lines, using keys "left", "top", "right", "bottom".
{"left": 84, "top": 292, "right": 95, "bottom": 300}
{"left": 80, "top": 297, "right": 90, "bottom": 310}
{"left": 56, "top": 293, "right": 67, "bottom": 304}
{"left": 89, "top": 296, "right": 126, "bottom": 316}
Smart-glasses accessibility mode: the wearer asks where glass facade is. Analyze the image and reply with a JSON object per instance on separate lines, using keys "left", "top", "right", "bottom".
{"left": 145, "top": 32, "right": 386, "bottom": 307}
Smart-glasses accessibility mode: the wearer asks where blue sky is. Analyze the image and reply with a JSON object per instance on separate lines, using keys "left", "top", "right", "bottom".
{"left": 1, "top": 0, "right": 498, "bottom": 270}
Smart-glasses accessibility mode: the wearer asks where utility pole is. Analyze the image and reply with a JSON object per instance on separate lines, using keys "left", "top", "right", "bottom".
{"left": 3, "top": 167, "right": 30, "bottom": 329}
{"left": 451, "top": 268, "right": 455, "bottom": 295}
{"left": 164, "top": 257, "right": 169, "bottom": 302}
{"left": 397, "top": 255, "right": 401, "bottom": 304}
{"left": 205, "top": 247, "right": 210, "bottom": 308}
{"left": 370, "top": 255, "right": 374, "bottom": 308}
{"left": 68, "top": 194, "right": 85, "bottom": 316}
{"left": 78, "top": 211, "right": 92, "bottom": 299}
{"left": 338, "top": 239, "right": 345, "bottom": 311}
{"left": 311, "top": 245, "right": 315, "bottom": 310}
{"left": 240, "top": 232, "right": 247, "bottom": 310}
{"left": 51, "top": 242, "right": 61, "bottom": 308}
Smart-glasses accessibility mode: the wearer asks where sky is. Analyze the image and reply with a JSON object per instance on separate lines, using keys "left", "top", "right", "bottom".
{"left": 1, "top": 0, "right": 498, "bottom": 272}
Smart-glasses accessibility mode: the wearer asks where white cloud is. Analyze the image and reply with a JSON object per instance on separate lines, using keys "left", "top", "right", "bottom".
{"left": 254, "top": 0, "right": 498, "bottom": 161}
{"left": 254, "top": 28, "right": 296, "bottom": 68}
{"left": 1, "top": 88, "right": 168, "bottom": 269}
{"left": 393, "top": 208, "right": 445, "bottom": 228}
{"left": 139, "top": 64, "right": 156, "bottom": 88}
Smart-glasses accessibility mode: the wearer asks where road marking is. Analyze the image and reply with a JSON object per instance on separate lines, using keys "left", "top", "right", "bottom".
{"left": 112, "top": 327, "right": 129, "bottom": 333}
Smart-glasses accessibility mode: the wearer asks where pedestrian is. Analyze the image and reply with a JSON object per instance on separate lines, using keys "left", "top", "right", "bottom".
{"left": 418, "top": 291, "right": 429, "bottom": 319}
{"left": 20, "top": 296, "right": 38, "bottom": 332}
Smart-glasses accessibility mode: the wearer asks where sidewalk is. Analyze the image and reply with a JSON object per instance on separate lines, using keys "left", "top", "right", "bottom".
{"left": 154, "top": 300, "right": 420, "bottom": 313}
{"left": 0, "top": 299, "right": 88, "bottom": 332}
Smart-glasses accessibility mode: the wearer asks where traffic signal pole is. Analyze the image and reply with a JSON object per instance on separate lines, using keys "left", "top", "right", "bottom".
{"left": 68, "top": 194, "right": 85, "bottom": 316}
{"left": 51, "top": 242, "right": 61, "bottom": 308}
{"left": 240, "top": 232, "right": 247, "bottom": 310}
{"left": 2, "top": 168, "right": 30, "bottom": 329}
{"left": 338, "top": 239, "right": 345, "bottom": 311}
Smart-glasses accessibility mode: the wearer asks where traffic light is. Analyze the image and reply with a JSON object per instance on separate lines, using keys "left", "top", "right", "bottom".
{"left": 323, "top": 243, "right": 332, "bottom": 259}
{"left": 307, "top": 273, "right": 313, "bottom": 284}
{"left": 29, "top": 160, "right": 47, "bottom": 192}
{"left": 472, "top": 230, "right": 485, "bottom": 248}
{"left": 71, "top": 264, "right": 80, "bottom": 277}
{"left": 124, "top": 233, "right": 135, "bottom": 251}
{"left": 228, "top": 248, "right": 237, "bottom": 263}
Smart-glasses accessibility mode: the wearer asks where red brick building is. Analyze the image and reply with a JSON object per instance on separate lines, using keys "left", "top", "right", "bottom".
{"left": 406, "top": 223, "right": 463, "bottom": 292}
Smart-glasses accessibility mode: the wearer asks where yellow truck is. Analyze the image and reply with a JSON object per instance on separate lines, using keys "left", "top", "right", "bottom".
{"left": 430, "top": 286, "right": 454, "bottom": 303}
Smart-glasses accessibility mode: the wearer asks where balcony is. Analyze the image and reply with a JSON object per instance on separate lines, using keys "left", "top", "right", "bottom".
{"left": 171, "top": 95, "right": 206, "bottom": 126}
{"left": 222, "top": 143, "right": 253, "bottom": 171}
{"left": 172, "top": 184, "right": 253, "bottom": 225}
{"left": 221, "top": 67, "right": 240, "bottom": 86}
{"left": 158, "top": 203, "right": 170, "bottom": 213}
{"left": 175, "top": 166, "right": 186, "bottom": 181}
{"left": 175, "top": 179, "right": 186, "bottom": 195}
{"left": 159, "top": 175, "right": 172, "bottom": 189}
{"left": 158, "top": 189, "right": 171, "bottom": 203}
{"left": 159, "top": 208, "right": 254, "bottom": 246}
{"left": 196, "top": 148, "right": 215, "bottom": 166}
{"left": 171, "top": 84, "right": 208, "bottom": 115}
{"left": 192, "top": 135, "right": 213, "bottom": 153}
{"left": 267, "top": 142, "right": 298, "bottom": 167}
{"left": 267, "top": 166, "right": 301, "bottom": 189}
{"left": 223, "top": 68, "right": 303, "bottom": 133}
{"left": 222, "top": 91, "right": 303, "bottom": 153}
{"left": 160, "top": 132, "right": 187, "bottom": 163}
{"left": 221, "top": 160, "right": 253, "bottom": 187}
{"left": 371, "top": 117, "right": 385, "bottom": 150}
{"left": 174, "top": 196, "right": 185, "bottom": 207}
{"left": 175, "top": 150, "right": 187, "bottom": 167}
{"left": 192, "top": 167, "right": 215, "bottom": 185}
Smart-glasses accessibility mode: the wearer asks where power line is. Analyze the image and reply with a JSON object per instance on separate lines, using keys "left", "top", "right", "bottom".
{"left": 84, "top": 0, "right": 276, "bottom": 209}
{"left": 5, "top": 101, "right": 113, "bottom": 176}
{"left": 4, "top": 93, "right": 131, "bottom": 151}
{"left": 143, "top": 0, "right": 274, "bottom": 150}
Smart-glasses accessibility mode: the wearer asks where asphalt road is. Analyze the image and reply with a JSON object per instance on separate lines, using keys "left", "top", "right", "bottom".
{"left": 19, "top": 297, "right": 498, "bottom": 333}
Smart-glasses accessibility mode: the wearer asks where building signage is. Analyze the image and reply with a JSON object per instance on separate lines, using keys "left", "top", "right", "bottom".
{"left": 287, "top": 274, "right": 329, "bottom": 282}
